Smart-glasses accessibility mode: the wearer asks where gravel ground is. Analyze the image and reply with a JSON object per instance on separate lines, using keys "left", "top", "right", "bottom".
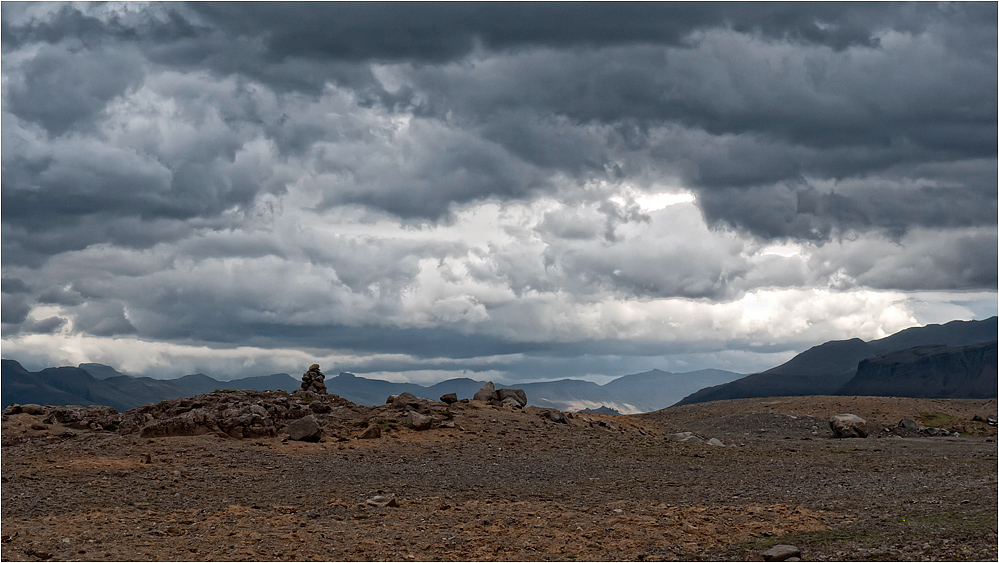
{"left": 2, "top": 395, "right": 996, "bottom": 561}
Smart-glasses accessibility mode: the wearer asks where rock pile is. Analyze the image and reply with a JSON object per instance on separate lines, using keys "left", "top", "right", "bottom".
{"left": 472, "top": 381, "right": 528, "bottom": 408}
{"left": 300, "top": 364, "right": 327, "bottom": 394}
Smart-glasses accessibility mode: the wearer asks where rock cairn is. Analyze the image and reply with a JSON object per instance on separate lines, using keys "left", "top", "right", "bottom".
{"left": 301, "top": 364, "right": 327, "bottom": 394}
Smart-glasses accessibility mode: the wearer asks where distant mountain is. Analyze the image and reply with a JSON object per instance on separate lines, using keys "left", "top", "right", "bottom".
{"left": 837, "top": 341, "right": 997, "bottom": 398}
{"left": 327, "top": 368, "right": 744, "bottom": 414}
{"left": 2, "top": 359, "right": 741, "bottom": 414}
{"left": 675, "top": 317, "right": 998, "bottom": 406}
{"left": 1, "top": 360, "right": 299, "bottom": 412}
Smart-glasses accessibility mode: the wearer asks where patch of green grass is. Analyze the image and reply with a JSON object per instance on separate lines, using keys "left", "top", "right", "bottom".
{"left": 916, "top": 411, "right": 955, "bottom": 427}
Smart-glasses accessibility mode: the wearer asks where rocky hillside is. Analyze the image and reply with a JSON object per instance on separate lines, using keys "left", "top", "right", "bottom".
{"left": 838, "top": 341, "right": 997, "bottom": 398}
{"left": 676, "top": 317, "right": 998, "bottom": 406}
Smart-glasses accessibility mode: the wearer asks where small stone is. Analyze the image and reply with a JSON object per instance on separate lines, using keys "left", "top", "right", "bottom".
{"left": 763, "top": 544, "right": 801, "bottom": 562}
{"left": 706, "top": 438, "right": 725, "bottom": 447}
{"left": 545, "top": 410, "right": 570, "bottom": 424}
{"left": 681, "top": 435, "right": 704, "bottom": 444}
{"left": 925, "top": 427, "right": 941, "bottom": 436}
{"left": 286, "top": 415, "right": 322, "bottom": 442}
{"left": 365, "top": 495, "right": 399, "bottom": 508}
{"left": 358, "top": 425, "right": 382, "bottom": 439}
{"left": 440, "top": 393, "right": 458, "bottom": 404}
{"left": 898, "top": 418, "right": 919, "bottom": 430}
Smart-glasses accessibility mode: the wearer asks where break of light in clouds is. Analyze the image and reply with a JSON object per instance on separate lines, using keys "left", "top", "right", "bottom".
{"left": 2, "top": 2, "right": 996, "bottom": 383}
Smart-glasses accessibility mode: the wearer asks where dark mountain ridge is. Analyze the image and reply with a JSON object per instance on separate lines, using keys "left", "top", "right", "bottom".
{"left": 675, "top": 317, "right": 998, "bottom": 406}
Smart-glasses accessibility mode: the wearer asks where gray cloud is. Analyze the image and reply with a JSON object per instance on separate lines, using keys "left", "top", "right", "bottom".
{"left": 1, "top": 3, "right": 994, "bottom": 382}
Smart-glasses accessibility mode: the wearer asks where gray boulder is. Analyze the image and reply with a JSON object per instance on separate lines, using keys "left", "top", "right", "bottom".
{"left": 706, "top": 438, "right": 725, "bottom": 447}
{"left": 391, "top": 392, "right": 422, "bottom": 410}
{"left": 287, "top": 415, "right": 322, "bottom": 441}
{"left": 473, "top": 381, "right": 497, "bottom": 402}
{"left": 829, "top": 413, "right": 868, "bottom": 438}
{"left": 496, "top": 388, "right": 527, "bottom": 407}
{"left": 763, "top": 544, "right": 801, "bottom": 562}
{"left": 406, "top": 410, "right": 433, "bottom": 431}
{"left": 898, "top": 418, "right": 919, "bottom": 430}
{"left": 440, "top": 393, "right": 458, "bottom": 404}
{"left": 358, "top": 425, "right": 382, "bottom": 439}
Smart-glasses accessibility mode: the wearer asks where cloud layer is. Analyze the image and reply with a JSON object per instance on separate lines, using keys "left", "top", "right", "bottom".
{"left": 2, "top": 3, "right": 995, "bottom": 382}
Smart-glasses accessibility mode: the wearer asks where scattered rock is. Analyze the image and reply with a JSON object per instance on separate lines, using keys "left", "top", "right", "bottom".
{"left": 681, "top": 435, "right": 705, "bottom": 444}
{"left": 358, "top": 425, "right": 382, "bottom": 439}
{"left": 300, "top": 364, "right": 327, "bottom": 394}
{"left": 924, "top": 427, "right": 941, "bottom": 436}
{"left": 707, "top": 438, "right": 725, "bottom": 447}
{"left": 763, "top": 544, "right": 801, "bottom": 562}
{"left": 286, "top": 415, "right": 322, "bottom": 442}
{"left": 440, "top": 419, "right": 456, "bottom": 429}
{"left": 406, "top": 411, "right": 433, "bottom": 431}
{"left": 829, "top": 414, "right": 868, "bottom": 438}
{"left": 495, "top": 388, "right": 527, "bottom": 408}
{"left": 898, "top": 418, "right": 919, "bottom": 430}
{"left": 365, "top": 495, "right": 399, "bottom": 508}
{"left": 440, "top": 393, "right": 458, "bottom": 404}
{"left": 473, "top": 381, "right": 497, "bottom": 402}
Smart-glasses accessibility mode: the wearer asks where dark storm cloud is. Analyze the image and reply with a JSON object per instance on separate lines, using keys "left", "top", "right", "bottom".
{"left": 2, "top": 1, "right": 996, "bottom": 374}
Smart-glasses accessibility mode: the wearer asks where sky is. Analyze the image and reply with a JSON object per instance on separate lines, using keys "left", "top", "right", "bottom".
{"left": 2, "top": 2, "right": 996, "bottom": 384}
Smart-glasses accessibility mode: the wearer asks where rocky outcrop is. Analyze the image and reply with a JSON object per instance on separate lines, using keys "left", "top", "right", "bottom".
{"left": 829, "top": 413, "right": 868, "bottom": 438}
{"left": 300, "top": 364, "right": 327, "bottom": 395}
{"left": 838, "top": 342, "right": 997, "bottom": 399}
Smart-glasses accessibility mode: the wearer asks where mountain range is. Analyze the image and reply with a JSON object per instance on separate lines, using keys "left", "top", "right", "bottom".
{"left": 675, "top": 317, "right": 997, "bottom": 405}
{"left": 3, "top": 317, "right": 995, "bottom": 413}
{"left": 0, "top": 359, "right": 741, "bottom": 414}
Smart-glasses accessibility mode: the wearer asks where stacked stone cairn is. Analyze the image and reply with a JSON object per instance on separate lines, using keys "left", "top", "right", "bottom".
{"left": 300, "top": 364, "right": 327, "bottom": 395}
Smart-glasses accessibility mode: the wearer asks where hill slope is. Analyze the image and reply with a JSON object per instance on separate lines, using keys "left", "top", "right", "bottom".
{"left": 837, "top": 341, "right": 998, "bottom": 398}
{"left": 675, "top": 317, "right": 998, "bottom": 406}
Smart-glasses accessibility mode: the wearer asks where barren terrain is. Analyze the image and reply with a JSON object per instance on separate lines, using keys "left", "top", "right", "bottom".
{"left": 2, "top": 394, "right": 997, "bottom": 561}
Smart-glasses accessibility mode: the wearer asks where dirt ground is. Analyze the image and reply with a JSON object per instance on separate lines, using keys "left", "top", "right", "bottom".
{"left": 2, "top": 395, "right": 997, "bottom": 561}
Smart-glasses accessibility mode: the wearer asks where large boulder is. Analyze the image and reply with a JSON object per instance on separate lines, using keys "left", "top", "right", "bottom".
{"left": 358, "top": 425, "right": 382, "bottom": 439}
{"left": 300, "top": 364, "right": 327, "bottom": 395}
{"left": 439, "top": 393, "right": 458, "bottom": 404}
{"left": 473, "top": 381, "right": 498, "bottom": 402}
{"left": 829, "top": 413, "right": 868, "bottom": 438}
{"left": 287, "top": 415, "right": 322, "bottom": 441}
{"left": 496, "top": 388, "right": 527, "bottom": 408}
{"left": 391, "top": 392, "right": 423, "bottom": 410}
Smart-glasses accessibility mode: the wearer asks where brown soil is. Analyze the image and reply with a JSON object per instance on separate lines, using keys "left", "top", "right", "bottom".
{"left": 2, "top": 395, "right": 996, "bottom": 561}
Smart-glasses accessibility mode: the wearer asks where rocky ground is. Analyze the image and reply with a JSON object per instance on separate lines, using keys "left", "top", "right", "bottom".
{"left": 2, "top": 390, "right": 996, "bottom": 562}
